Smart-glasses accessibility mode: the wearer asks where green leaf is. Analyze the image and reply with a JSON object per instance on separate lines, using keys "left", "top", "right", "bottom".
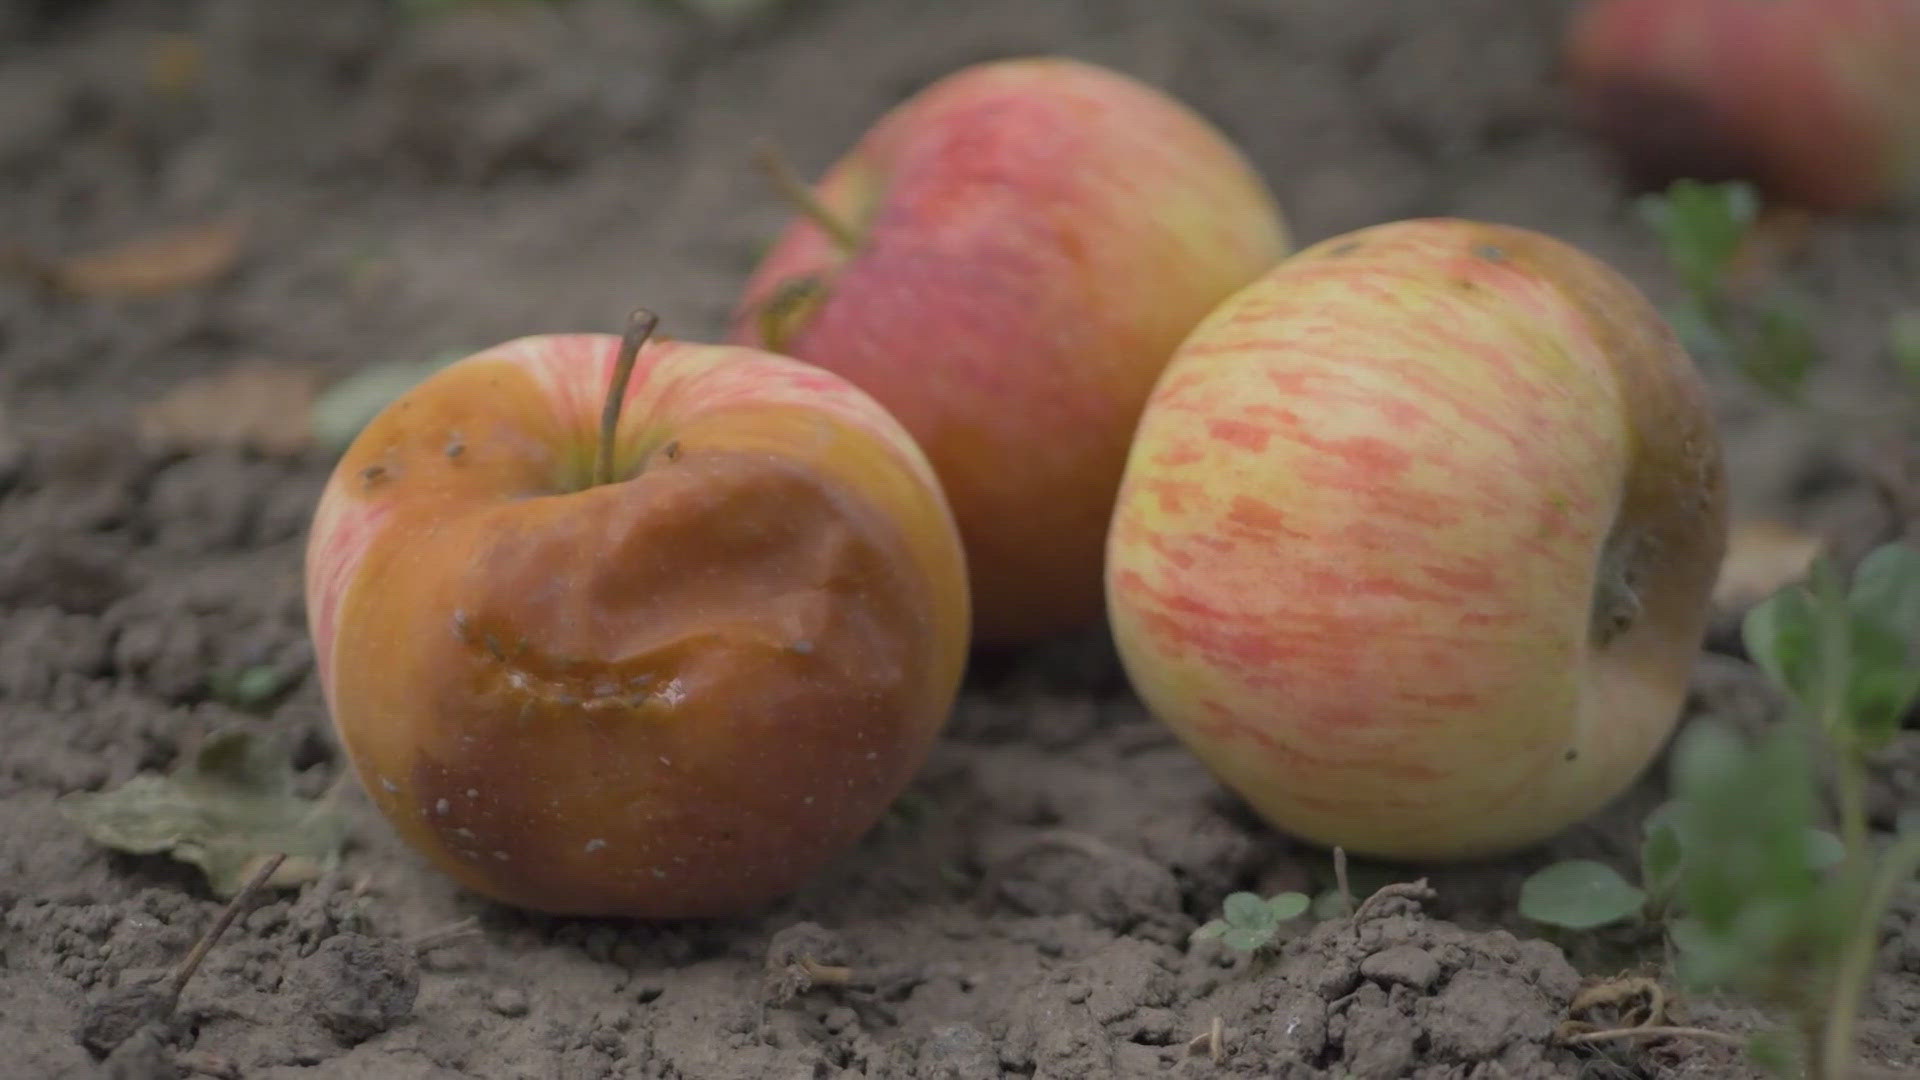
{"left": 1663, "top": 720, "right": 1856, "bottom": 998}
{"left": 1803, "top": 829, "right": 1845, "bottom": 871}
{"left": 1745, "top": 1029, "right": 1799, "bottom": 1079}
{"left": 1848, "top": 542, "right": 1920, "bottom": 645}
{"left": 1664, "top": 296, "right": 1730, "bottom": 359}
{"left": 1642, "top": 816, "right": 1684, "bottom": 900}
{"left": 57, "top": 727, "right": 348, "bottom": 897}
{"left": 1889, "top": 311, "right": 1920, "bottom": 389}
{"left": 1223, "top": 891, "right": 1273, "bottom": 928}
{"left": 309, "top": 353, "right": 464, "bottom": 454}
{"left": 1842, "top": 543, "right": 1920, "bottom": 746}
{"left": 211, "top": 665, "right": 287, "bottom": 713}
{"left": 1643, "top": 178, "right": 1759, "bottom": 302}
{"left": 1741, "top": 294, "right": 1817, "bottom": 399}
{"left": 1518, "top": 860, "right": 1646, "bottom": 930}
{"left": 1190, "top": 920, "right": 1228, "bottom": 943}
{"left": 1841, "top": 613, "right": 1920, "bottom": 749}
{"left": 1266, "top": 892, "right": 1311, "bottom": 921}
{"left": 1220, "top": 925, "right": 1272, "bottom": 953}
{"left": 1742, "top": 582, "right": 1821, "bottom": 708}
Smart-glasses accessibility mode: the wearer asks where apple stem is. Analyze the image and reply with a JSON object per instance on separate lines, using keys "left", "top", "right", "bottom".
{"left": 595, "top": 309, "right": 659, "bottom": 488}
{"left": 753, "top": 141, "right": 859, "bottom": 254}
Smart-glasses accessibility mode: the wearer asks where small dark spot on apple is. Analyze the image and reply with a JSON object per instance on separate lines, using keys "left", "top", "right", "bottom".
{"left": 662, "top": 441, "right": 680, "bottom": 462}
{"left": 362, "top": 464, "right": 388, "bottom": 485}
{"left": 1564, "top": 748, "right": 1578, "bottom": 762}
{"left": 446, "top": 438, "right": 465, "bottom": 459}
{"left": 1330, "top": 241, "right": 1361, "bottom": 256}
{"left": 1476, "top": 244, "right": 1506, "bottom": 262}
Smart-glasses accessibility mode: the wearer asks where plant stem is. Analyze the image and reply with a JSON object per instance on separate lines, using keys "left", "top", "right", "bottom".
{"left": 752, "top": 142, "right": 859, "bottom": 254}
{"left": 1820, "top": 832, "right": 1920, "bottom": 1080}
{"left": 595, "top": 309, "right": 658, "bottom": 489}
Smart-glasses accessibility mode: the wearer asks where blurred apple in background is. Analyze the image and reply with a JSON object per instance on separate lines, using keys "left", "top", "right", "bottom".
{"left": 1565, "top": 0, "right": 1920, "bottom": 211}
{"left": 305, "top": 318, "right": 970, "bottom": 917}
{"left": 731, "top": 56, "right": 1289, "bottom": 644}
{"left": 1106, "top": 218, "right": 1729, "bottom": 860}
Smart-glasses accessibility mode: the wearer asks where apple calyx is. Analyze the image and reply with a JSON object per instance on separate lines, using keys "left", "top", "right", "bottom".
{"left": 593, "top": 308, "right": 661, "bottom": 489}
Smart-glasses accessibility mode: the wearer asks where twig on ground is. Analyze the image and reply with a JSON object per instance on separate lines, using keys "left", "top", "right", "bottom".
{"left": 1351, "top": 878, "right": 1435, "bottom": 924}
{"left": 1185, "top": 1016, "right": 1225, "bottom": 1063}
{"left": 1560, "top": 1025, "right": 1746, "bottom": 1048}
{"left": 407, "top": 916, "right": 482, "bottom": 954}
{"left": 167, "top": 853, "right": 286, "bottom": 1009}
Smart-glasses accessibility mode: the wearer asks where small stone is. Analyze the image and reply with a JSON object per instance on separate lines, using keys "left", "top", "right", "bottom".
{"left": 1359, "top": 944, "right": 1441, "bottom": 991}
{"left": 489, "top": 987, "right": 529, "bottom": 1018}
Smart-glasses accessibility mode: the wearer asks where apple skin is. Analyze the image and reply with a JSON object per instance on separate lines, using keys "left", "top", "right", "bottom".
{"left": 1565, "top": 0, "right": 1920, "bottom": 211}
{"left": 729, "top": 56, "right": 1289, "bottom": 644}
{"left": 303, "top": 332, "right": 970, "bottom": 917}
{"left": 1105, "top": 218, "right": 1729, "bottom": 860}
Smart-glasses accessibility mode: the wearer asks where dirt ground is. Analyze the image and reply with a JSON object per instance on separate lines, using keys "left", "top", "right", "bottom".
{"left": 3, "top": 1, "right": 1918, "bottom": 1078}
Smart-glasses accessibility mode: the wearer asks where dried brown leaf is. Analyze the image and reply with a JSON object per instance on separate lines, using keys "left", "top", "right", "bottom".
{"left": 53, "top": 218, "right": 245, "bottom": 296}
{"left": 137, "top": 360, "right": 323, "bottom": 455}
{"left": 1713, "top": 520, "right": 1825, "bottom": 612}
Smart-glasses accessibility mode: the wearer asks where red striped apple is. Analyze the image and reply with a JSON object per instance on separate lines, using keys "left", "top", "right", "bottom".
{"left": 1106, "top": 219, "right": 1729, "bottom": 860}
{"left": 304, "top": 315, "right": 970, "bottom": 917}
{"left": 1565, "top": 0, "right": 1920, "bottom": 211}
{"left": 730, "top": 57, "right": 1289, "bottom": 644}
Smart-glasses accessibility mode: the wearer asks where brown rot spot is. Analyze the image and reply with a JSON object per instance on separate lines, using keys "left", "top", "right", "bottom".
{"left": 361, "top": 464, "right": 389, "bottom": 486}
{"left": 661, "top": 441, "right": 681, "bottom": 463}
{"left": 1476, "top": 244, "right": 1507, "bottom": 262}
{"left": 446, "top": 438, "right": 465, "bottom": 459}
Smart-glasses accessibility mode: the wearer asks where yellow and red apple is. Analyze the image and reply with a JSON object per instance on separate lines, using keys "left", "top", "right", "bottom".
{"left": 303, "top": 318, "right": 970, "bottom": 917}
{"left": 730, "top": 57, "right": 1289, "bottom": 644}
{"left": 1566, "top": 0, "right": 1920, "bottom": 211}
{"left": 1106, "top": 219, "right": 1729, "bottom": 860}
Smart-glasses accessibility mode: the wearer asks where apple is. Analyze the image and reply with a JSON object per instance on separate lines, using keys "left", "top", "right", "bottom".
{"left": 729, "top": 56, "right": 1289, "bottom": 644}
{"left": 303, "top": 314, "right": 971, "bottom": 917}
{"left": 1105, "top": 219, "right": 1729, "bottom": 860}
{"left": 1565, "top": 0, "right": 1920, "bottom": 211}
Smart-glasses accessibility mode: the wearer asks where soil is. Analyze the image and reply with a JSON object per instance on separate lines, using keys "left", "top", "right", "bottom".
{"left": 2, "top": 1, "right": 1917, "bottom": 1078}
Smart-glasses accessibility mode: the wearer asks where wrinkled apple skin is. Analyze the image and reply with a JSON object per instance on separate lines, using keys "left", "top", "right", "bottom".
{"left": 1106, "top": 219, "right": 1728, "bottom": 860}
{"left": 304, "top": 333, "right": 970, "bottom": 917}
{"left": 730, "top": 56, "right": 1289, "bottom": 644}
{"left": 1566, "top": 0, "right": 1920, "bottom": 210}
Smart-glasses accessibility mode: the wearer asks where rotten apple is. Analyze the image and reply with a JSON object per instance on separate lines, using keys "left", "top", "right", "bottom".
{"left": 730, "top": 56, "right": 1289, "bottom": 644}
{"left": 304, "top": 314, "right": 971, "bottom": 917}
{"left": 1106, "top": 219, "right": 1729, "bottom": 860}
{"left": 1565, "top": 0, "right": 1920, "bottom": 211}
